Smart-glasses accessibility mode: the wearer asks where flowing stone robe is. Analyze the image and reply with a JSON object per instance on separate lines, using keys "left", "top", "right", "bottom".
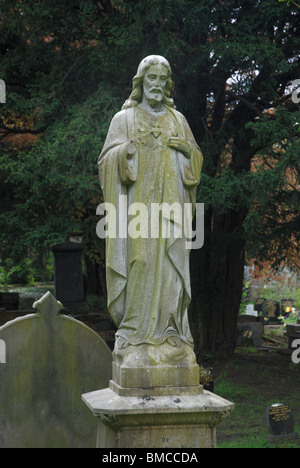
{"left": 98, "top": 105, "right": 203, "bottom": 353}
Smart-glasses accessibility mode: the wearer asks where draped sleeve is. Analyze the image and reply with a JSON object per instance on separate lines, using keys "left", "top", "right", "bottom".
{"left": 98, "top": 108, "right": 137, "bottom": 326}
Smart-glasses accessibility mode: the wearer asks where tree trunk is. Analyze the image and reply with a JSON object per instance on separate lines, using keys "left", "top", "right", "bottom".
{"left": 189, "top": 207, "right": 247, "bottom": 361}
{"left": 83, "top": 254, "right": 107, "bottom": 298}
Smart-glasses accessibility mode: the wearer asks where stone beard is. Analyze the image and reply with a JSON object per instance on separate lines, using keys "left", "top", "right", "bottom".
{"left": 98, "top": 55, "right": 203, "bottom": 371}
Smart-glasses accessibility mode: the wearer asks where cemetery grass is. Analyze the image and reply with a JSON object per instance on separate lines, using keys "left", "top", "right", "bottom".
{"left": 213, "top": 347, "right": 300, "bottom": 448}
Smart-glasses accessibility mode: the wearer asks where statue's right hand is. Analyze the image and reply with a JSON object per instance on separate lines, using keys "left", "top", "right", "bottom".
{"left": 119, "top": 141, "right": 137, "bottom": 185}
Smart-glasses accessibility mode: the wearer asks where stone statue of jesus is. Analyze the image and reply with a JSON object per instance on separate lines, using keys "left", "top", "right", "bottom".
{"left": 98, "top": 55, "right": 203, "bottom": 382}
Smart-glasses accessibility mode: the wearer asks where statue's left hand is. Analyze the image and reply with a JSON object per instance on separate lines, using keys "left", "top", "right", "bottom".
{"left": 168, "top": 137, "right": 191, "bottom": 159}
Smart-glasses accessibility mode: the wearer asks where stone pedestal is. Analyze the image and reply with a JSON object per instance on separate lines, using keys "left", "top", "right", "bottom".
{"left": 82, "top": 382, "right": 234, "bottom": 448}
{"left": 82, "top": 340, "right": 234, "bottom": 448}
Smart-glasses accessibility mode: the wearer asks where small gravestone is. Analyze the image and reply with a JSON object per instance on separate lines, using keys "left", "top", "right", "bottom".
{"left": 263, "top": 300, "right": 282, "bottom": 324}
{"left": 245, "top": 304, "right": 257, "bottom": 316}
{"left": 255, "top": 298, "right": 266, "bottom": 314}
{"left": 266, "top": 403, "right": 298, "bottom": 442}
{"left": 0, "top": 291, "right": 112, "bottom": 448}
{"left": 237, "top": 324, "right": 263, "bottom": 347}
{"left": 285, "top": 323, "right": 300, "bottom": 348}
{"left": 241, "top": 330, "right": 254, "bottom": 347}
{"left": 237, "top": 316, "right": 263, "bottom": 347}
{"left": 52, "top": 241, "right": 85, "bottom": 313}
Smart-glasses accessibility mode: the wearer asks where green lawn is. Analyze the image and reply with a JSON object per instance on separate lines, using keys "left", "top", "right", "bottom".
{"left": 214, "top": 349, "right": 300, "bottom": 448}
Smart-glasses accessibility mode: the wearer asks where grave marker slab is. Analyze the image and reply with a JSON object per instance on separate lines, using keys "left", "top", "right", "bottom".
{"left": 285, "top": 323, "right": 300, "bottom": 348}
{"left": 263, "top": 300, "right": 282, "bottom": 324}
{"left": 236, "top": 322, "right": 263, "bottom": 347}
{"left": 245, "top": 304, "right": 258, "bottom": 316}
{"left": 266, "top": 403, "right": 298, "bottom": 442}
{"left": 255, "top": 298, "right": 266, "bottom": 314}
{"left": 52, "top": 241, "right": 85, "bottom": 313}
{"left": 0, "top": 291, "right": 112, "bottom": 448}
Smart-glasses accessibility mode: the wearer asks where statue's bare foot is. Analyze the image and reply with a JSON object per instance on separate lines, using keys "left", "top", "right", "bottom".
{"left": 116, "top": 337, "right": 130, "bottom": 349}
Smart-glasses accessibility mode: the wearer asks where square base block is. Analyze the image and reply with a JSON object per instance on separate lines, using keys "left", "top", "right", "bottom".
{"left": 112, "top": 361, "right": 200, "bottom": 389}
{"left": 82, "top": 387, "right": 234, "bottom": 448}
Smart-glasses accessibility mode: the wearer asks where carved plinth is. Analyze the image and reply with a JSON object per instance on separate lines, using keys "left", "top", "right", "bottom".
{"left": 112, "top": 361, "right": 200, "bottom": 390}
{"left": 82, "top": 386, "right": 234, "bottom": 448}
{"left": 82, "top": 325, "right": 234, "bottom": 448}
{"left": 112, "top": 339, "right": 201, "bottom": 389}
{"left": 109, "top": 379, "right": 203, "bottom": 397}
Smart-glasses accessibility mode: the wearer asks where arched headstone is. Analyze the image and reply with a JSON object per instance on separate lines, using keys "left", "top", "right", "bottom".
{"left": 0, "top": 292, "right": 112, "bottom": 448}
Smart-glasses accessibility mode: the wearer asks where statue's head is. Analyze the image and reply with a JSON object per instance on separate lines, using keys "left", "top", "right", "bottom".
{"left": 122, "top": 55, "right": 175, "bottom": 109}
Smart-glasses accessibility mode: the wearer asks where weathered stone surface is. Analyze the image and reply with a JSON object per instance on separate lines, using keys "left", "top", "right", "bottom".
{"left": 112, "top": 339, "right": 200, "bottom": 389}
{"left": 98, "top": 55, "right": 204, "bottom": 377}
{"left": 0, "top": 291, "right": 112, "bottom": 448}
{"left": 83, "top": 55, "right": 234, "bottom": 449}
{"left": 266, "top": 403, "right": 294, "bottom": 435}
{"left": 265, "top": 403, "right": 298, "bottom": 442}
{"left": 237, "top": 322, "right": 263, "bottom": 347}
{"left": 109, "top": 380, "right": 203, "bottom": 397}
{"left": 82, "top": 387, "right": 234, "bottom": 448}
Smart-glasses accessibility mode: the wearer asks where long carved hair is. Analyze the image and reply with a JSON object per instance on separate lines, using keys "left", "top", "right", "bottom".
{"left": 122, "top": 55, "right": 175, "bottom": 110}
